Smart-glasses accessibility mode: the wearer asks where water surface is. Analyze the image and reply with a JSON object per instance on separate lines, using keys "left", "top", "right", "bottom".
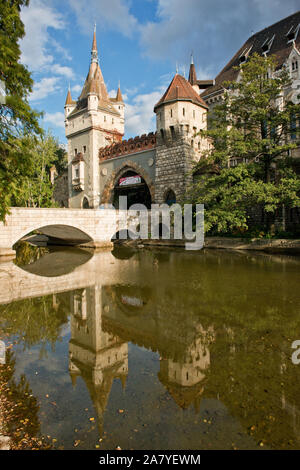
{"left": 0, "top": 244, "right": 299, "bottom": 450}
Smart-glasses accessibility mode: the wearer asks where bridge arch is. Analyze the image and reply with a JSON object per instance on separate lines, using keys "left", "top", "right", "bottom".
{"left": 12, "top": 223, "right": 94, "bottom": 248}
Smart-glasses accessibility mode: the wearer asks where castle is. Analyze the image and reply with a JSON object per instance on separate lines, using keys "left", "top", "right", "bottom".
{"left": 64, "top": 12, "right": 300, "bottom": 211}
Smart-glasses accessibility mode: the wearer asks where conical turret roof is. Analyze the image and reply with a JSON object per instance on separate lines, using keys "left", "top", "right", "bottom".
{"left": 116, "top": 85, "right": 123, "bottom": 102}
{"left": 70, "top": 29, "right": 120, "bottom": 116}
{"left": 154, "top": 73, "right": 208, "bottom": 111}
{"left": 65, "top": 87, "right": 74, "bottom": 105}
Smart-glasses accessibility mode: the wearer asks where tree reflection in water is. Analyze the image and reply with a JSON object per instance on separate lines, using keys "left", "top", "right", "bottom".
{"left": 0, "top": 350, "right": 52, "bottom": 449}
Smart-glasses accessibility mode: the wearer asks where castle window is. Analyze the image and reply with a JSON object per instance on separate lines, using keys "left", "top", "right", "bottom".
{"left": 170, "top": 125, "right": 175, "bottom": 139}
{"left": 165, "top": 189, "right": 176, "bottom": 206}
{"left": 183, "top": 107, "right": 185, "bottom": 116}
{"left": 112, "top": 118, "right": 114, "bottom": 124}
{"left": 286, "top": 24, "right": 300, "bottom": 43}
{"left": 75, "top": 168, "right": 79, "bottom": 179}
{"left": 261, "top": 34, "right": 275, "bottom": 54}
{"left": 193, "top": 110, "right": 195, "bottom": 119}
{"left": 198, "top": 141, "right": 201, "bottom": 150}
{"left": 170, "top": 109, "right": 173, "bottom": 118}
{"left": 292, "top": 60, "right": 298, "bottom": 71}
{"left": 160, "top": 129, "right": 165, "bottom": 141}
{"left": 83, "top": 146, "right": 86, "bottom": 153}
{"left": 104, "top": 115, "right": 106, "bottom": 122}
{"left": 74, "top": 148, "right": 77, "bottom": 155}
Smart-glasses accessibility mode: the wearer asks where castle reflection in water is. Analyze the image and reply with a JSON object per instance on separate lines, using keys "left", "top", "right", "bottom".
{"left": 69, "top": 279, "right": 214, "bottom": 437}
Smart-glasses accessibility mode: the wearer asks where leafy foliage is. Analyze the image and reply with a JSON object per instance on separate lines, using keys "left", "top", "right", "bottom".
{"left": 12, "top": 132, "right": 62, "bottom": 208}
{"left": 0, "top": 0, "right": 43, "bottom": 220}
{"left": 189, "top": 53, "right": 300, "bottom": 235}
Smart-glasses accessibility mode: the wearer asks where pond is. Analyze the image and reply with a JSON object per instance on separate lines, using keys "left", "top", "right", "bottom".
{"left": 0, "top": 244, "right": 299, "bottom": 450}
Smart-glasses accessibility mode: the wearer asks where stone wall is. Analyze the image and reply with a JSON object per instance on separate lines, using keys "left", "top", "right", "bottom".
{"left": 53, "top": 172, "right": 68, "bottom": 207}
{"left": 155, "top": 126, "right": 194, "bottom": 204}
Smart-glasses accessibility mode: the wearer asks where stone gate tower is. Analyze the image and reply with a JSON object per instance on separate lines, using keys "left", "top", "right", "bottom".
{"left": 154, "top": 70, "right": 209, "bottom": 204}
{"left": 64, "top": 27, "right": 124, "bottom": 209}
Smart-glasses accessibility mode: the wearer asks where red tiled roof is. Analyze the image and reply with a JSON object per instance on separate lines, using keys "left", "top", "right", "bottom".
{"left": 92, "top": 30, "right": 97, "bottom": 52}
{"left": 116, "top": 86, "right": 123, "bottom": 102}
{"left": 201, "top": 11, "right": 300, "bottom": 98}
{"left": 69, "top": 29, "right": 120, "bottom": 117}
{"left": 154, "top": 74, "right": 208, "bottom": 111}
{"left": 65, "top": 89, "right": 75, "bottom": 105}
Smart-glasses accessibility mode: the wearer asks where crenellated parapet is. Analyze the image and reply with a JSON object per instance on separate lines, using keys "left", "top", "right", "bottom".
{"left": 99, "top": 132, "right": 156, "bottom": 161}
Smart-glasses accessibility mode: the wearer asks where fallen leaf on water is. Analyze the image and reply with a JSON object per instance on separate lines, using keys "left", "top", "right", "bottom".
{"left": 74, "top": 440, "right": 80, "bottom": 447}
{"left": 89, "top": 417, "right": 95, "bottom": 422}
{"left": 118, "top": 409, "right": 124, "bottom": 414}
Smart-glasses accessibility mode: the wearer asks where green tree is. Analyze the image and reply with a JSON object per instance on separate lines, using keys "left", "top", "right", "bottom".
{"left": 0, "top": 0, "right": 42, "bottom": 220}
{"left": 54, "top": 144, "right": 68, "bottom": 176}
{"left": 13, "top": 132, "right": 60, "bottom": 207}
{"left": 189, "top": 53, "right": 300, "bottom": 235}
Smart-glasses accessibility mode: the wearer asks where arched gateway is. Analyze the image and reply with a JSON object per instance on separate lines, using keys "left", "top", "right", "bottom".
{"left": 100, "top": 161, "right": 155, "bottom": 209}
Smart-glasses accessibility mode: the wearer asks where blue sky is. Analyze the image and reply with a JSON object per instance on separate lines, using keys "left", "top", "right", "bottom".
{"left": 20, "top": 0, "right": 299, "bottom": 144}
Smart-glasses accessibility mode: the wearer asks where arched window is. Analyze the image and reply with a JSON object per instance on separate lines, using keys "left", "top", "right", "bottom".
{"left": 82, "top": 197, "right": 89, "bottom": 209}
{"left": 165, "top": 189, "right": 176, "bottom": 206}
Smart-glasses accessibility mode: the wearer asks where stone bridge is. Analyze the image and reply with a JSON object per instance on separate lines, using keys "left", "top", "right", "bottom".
{"left": 0, "top": 207, "right": 141, "bottom": 258}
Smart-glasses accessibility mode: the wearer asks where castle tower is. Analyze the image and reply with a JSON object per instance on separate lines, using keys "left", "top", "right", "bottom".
{"left": 68, "top": 286, "right": 128, "bottom": 438}
{"left": 65, "top": 27, "right": 125, "bottom": 209}
{"left": 153, "top": 72, "right": 208, "bottom": 204}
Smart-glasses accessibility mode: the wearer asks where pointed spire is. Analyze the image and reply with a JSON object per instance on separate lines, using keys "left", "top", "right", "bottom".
{"left": 91, "top": 24, "right": 98, "bottom": 64}
{"left": 188, "top": 52, "right": 197, "bottom": 86}
{"left": 65, "top": 85, "right": 73, "bottom": 105}
{"left": 116, "top": 81, "right": 123, "bottom": 102}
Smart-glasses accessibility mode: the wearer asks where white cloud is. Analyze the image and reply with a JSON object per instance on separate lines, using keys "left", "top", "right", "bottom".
{"left": 30, "top": 77, "right": 61, "bottom": 102}
{"left": 72, "top": 84, "right": 82, "bottom": 94}
{"left": 125, "top": 89, "right": 163, "bottom": 137}
{"left": 51, "top": 64, "right": 74, "bottom": 79}
{"left": 43, "top": 112, "right": 65, "bottom": 129}
{"left": 68, "top": 0, "right": 137, "bottom": 37}
{"left": 139, "top": 0, "right": 300, "bottom": 76}
{"left": 20, "top": 0, "right": 66, "bottom": 71}
{"left": 108, "top": 89, "right": 117, "bottom": 98}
